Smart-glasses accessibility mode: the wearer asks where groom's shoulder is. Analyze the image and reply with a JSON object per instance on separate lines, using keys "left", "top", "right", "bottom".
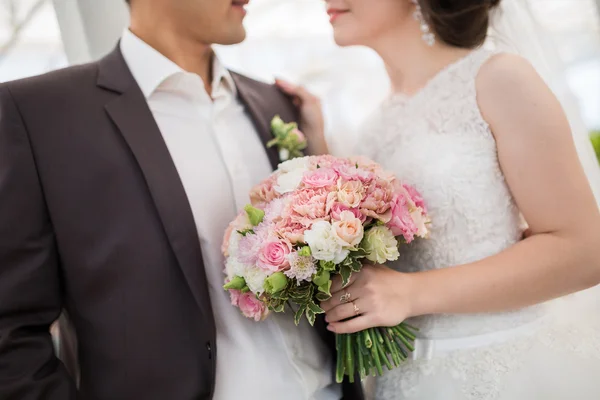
{"left": 0, "top": 60, "right": 99, "bottom": 102}
{"left": 229, "top": 70, "right": 299, "bottom": 118}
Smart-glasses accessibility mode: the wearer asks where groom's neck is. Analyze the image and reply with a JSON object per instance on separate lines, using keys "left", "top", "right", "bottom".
{"left": 129, "top": 16, "right": 214, "bottom": 94}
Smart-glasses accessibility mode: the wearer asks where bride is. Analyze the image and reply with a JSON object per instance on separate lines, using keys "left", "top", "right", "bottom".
{"left": 278, "top": 0, "right": 600, "bottom": 399}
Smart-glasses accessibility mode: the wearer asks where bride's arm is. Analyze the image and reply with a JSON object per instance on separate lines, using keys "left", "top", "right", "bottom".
{"left": 323, "top": 54, "right": 600, "bottom": 334}
{"left": 410, "top": 54, "right": 600, "bottom": 317}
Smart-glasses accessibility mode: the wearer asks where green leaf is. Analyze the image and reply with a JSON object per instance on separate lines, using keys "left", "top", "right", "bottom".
{"left": 351, "top": 248, "right": 369, "bottom": 258}
{"left": 308, "top": 302, "right": 325, "bottom": 314}
{"left": 294, "top": 304, "right": 307, "bottom": 326}
{"left": 318, "top": 280, "right": 332, "bottom": 295}
{"left": 349, "top": 258, "right": 362, "bottom": 273}
{"left": 305, "top": 309, "right": 316, "bottom": 326}
{"left": 316, "top": 292, "right": 332, "bottom": 302}
{"left": 236, "top": 228, "right": 254, "bottom": 236}
{"left": 339, "top": 264, "right": 353, "bottom": 288}
{"left": 270, "top": 303, "right": 285, "bottom": 313}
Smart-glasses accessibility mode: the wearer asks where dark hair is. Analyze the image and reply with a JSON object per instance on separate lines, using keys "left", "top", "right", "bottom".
{"left": 419, "top": 0, "right": 501, "bottom": 49}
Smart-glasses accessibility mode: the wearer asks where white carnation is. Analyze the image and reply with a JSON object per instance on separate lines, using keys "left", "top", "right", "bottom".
{"left": 275, "top": 168, "right": 307, "bottom": 194}
{"left": 277, "top": 157, "right": 309, "bottom": 173}
{"left": 225, "top": 257, "right": 248, "bottom": 281}
{"left": 243, "top": 266, "right": 269, "bottom": 295}
{"left": 304, "top": 221, "right": 349, "bottom": 264}
{"left": 227, "top": 232, "right": 242, "bottom": 257}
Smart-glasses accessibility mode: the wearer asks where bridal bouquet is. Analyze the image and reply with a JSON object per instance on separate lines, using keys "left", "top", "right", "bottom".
{"left": 222, "top": 150, "right": 430, "bottom": 382}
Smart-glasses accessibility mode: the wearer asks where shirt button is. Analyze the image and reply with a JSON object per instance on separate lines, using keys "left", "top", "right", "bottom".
{"left": 206, "top": 342, "right": 212, "bottom": 359}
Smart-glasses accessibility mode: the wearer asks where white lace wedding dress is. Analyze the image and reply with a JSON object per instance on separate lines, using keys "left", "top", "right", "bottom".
{"left": 356, "top": 49, "right": 600, "bottom": 400}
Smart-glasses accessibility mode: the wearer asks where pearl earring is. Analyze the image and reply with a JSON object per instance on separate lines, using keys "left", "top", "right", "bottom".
{"left": 412, "top": 0, "right": 435, "bottom": 46}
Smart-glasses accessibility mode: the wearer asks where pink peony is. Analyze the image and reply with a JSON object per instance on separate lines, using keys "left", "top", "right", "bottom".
{"left": 249, "top": 175, "right": 279, "bottom": 207}
{"left": 330, "top": 202, "right": 367, "bottom": 223}
{"left": 256, "top": 238, "right": 293, "bottom": 272}
{"left": 238, "top": 292, "right": 268, "bottom": 321}
{"left": 302, "top": 168, "right": 339, "bottom": 189}
{"left": 361, "top": 179, "right": 394, "bottom": 222}
{"left": 290, "top": 188, "right": 334, "bottom": 227}
{"left": 387, "top": 193, "right": 418, "bottom": 243}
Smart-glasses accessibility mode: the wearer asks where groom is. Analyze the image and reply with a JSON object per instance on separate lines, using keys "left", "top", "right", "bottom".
{"left": 0, "top": 0, "right": 363, "bottom": 399}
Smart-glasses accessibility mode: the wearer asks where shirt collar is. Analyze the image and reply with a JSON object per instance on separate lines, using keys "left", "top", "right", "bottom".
{"left": 120, "top": 29, "right": 236, "bottom": 99}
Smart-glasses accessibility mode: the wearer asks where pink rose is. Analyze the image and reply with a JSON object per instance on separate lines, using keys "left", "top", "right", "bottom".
{"left": 256, "top": 238, "right": 293, "bottom": 272}
{"left": 332, "top": 211, "right": 365, "bottom": 247}
{"left": 387, "top": 193, "right": 418, "bottom": 243}
{"left": 302, "top": 168, "right": 339, "bottom": 189}
{"left": 238, "top": 292, "right": 268, "bottom": 321}
{"left": 361, "top": 179, "right": 394, "bottom": 222}
{"left": 249, "top": 175, "right": 279, "bottom": 207}
{"left": 337, "top": 179, "right": 365, "bottom": 208}
{"left": 330, "top": 203, "right": 367, "bottom": 223}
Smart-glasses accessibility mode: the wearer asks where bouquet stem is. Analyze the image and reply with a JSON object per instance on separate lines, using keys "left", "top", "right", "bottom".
{"left": 335, "top": 323, "right": 418, "bottom": 383}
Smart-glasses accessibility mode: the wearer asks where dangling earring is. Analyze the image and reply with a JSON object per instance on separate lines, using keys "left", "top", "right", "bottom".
{"left": 411, "top": 0, "right": 435, "bottom": 46}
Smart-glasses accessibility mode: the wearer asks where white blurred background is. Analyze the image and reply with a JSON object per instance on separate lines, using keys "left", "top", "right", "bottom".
{"left": 1, "top": 0, "right": 599, "bottom": 160}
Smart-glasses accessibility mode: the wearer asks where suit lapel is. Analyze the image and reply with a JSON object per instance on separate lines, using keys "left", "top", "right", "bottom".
{"left": 230, "top": 72, "right": 281, "bottom": 170}
{"left": 97, "top": 47, "right": 214, "bottom": 322}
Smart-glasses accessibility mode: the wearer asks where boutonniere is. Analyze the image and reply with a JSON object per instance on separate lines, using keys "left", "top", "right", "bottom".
{"left": 268, "top": 115, "right": 308, "bottom": 162}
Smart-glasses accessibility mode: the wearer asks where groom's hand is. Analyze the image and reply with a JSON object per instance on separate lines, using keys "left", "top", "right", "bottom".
{"left": 275, "top": 79, "right": 329, "bottom": 155}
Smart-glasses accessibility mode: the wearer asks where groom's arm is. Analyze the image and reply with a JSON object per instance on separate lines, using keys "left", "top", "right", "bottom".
{"left": 0, "top": 85, "right": 76, "bottom": 399}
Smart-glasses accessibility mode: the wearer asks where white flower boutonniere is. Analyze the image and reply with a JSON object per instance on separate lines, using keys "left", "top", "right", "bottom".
{"left": 268, "top": 115, "right": 308, "bottom": 162}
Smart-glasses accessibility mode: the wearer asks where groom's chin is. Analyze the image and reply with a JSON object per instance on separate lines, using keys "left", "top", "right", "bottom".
{"left": 211, "top": 24, "right": 247, "bottom": 46}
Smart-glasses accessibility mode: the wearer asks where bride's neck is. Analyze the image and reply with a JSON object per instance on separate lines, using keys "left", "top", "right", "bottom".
{"left": 372, "top": 32, "right": 472, "bottom": 96}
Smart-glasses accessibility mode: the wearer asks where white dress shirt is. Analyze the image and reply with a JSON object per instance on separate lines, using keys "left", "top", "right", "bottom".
{"left": 120, "top": 30, "right": 340, "bottom": 400}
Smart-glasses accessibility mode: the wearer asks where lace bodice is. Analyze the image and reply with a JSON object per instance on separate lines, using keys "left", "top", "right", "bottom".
{"left": 358, "top": 49, "right": 543, "bottom": 339}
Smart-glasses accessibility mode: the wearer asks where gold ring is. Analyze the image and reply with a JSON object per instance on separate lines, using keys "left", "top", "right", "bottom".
{"left": 352, "top": 300, "right": 360, "bottom": 316}
{"left": 340, "top": 291, "right": 351, "bottom": 304}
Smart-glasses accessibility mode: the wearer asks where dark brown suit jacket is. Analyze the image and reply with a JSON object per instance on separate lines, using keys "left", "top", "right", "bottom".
{"left": 0, "top": 46, "right": 364, "bottom": 400}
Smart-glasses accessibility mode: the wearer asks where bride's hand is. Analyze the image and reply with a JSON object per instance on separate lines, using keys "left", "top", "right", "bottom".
{"left": 275, "top": 79, "right": 329, "bottom": 155}
{"left": 320, "top": 264, "right": 415, "bottom": 334}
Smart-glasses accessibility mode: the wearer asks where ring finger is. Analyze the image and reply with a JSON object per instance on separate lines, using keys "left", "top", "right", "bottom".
{"left": 325, "top": 299, "right": 364, "bottom": 323}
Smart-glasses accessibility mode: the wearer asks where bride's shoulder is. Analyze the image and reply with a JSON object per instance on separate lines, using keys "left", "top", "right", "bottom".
{"left": 475, "top": 52, "right": 558, "bottom": 133}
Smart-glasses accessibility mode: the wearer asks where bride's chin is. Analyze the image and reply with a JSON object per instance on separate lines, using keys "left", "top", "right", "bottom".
{"left": 332, "top": 31, "right": 360, "bottom": 47}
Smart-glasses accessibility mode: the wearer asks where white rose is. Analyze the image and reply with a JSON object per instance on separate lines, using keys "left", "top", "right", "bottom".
{"left": 243, "top": 266, "right": 269, "bottom": 295}
{"left": 275, "top": 168, "right": 307, "bottom": 194}
{"left": 362, "top": 226, "right": 400, "bottom": 264}
{"left": 304, "top": 221, "right": 349, "bottom": 264}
